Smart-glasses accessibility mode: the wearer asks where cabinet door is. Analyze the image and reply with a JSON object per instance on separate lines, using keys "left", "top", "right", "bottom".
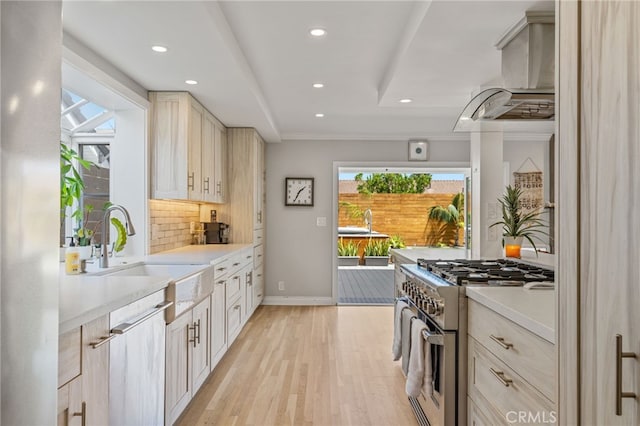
{"left": 191, "top": 297, "right": 210, "bottom": 393}
{"left": 150, "top": 92, "right": 189, "bottom": 200}
{"left": 243, "top": 267, "right": 254, "bottom": 322}
{"left": 211, "top": 278, "right": 227, "bottom": 368}
{"left": 82, "top": 315, "right": 110, "bottom": 425}
{"left": 188, "top": 100, "right": 203, "bottom": 200}
{"left": 165, "top": 313, "right": 192, "bottom": 425}
{"left": 213, "top": 124, "right": 227, "bottom": 203}
{"left": 253, "top": 133, "right": 265, "bottom": 230}
{"left": 253, "top": 265, "right": 264, "bottom": 309}
{"left": 201, "top": 111, "right": 215, "bottom": 203}
{"left": 57, "top": 377, "right": 83, "bottom": 426}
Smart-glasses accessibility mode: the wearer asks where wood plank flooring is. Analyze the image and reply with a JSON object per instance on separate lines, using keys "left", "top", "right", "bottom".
{"left": 177, "top": 305, "right": 417, "bottom": 426}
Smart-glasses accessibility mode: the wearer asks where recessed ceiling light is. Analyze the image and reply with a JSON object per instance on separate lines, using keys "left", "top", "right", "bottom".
{"left": 151, "top": 45, "right": 168, "bottom": 53}
{"left": 315, "top": 113, "right": 325, "bottom": 118}
{"left": 399, "top": 98, "right": 413, "bottom": 103}
{"left": 309, "top": 28, "right": 327, "bottom": 37}
{"left": 312, "top": 83, "right": 325, "bottom": 88}
{"left": 185, "top": 80, "right": 198, "bottom": 85}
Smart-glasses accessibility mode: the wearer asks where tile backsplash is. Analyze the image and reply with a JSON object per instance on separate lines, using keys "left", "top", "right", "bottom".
{"left": 149, "top": 200, "right": 201, "bottom": 253}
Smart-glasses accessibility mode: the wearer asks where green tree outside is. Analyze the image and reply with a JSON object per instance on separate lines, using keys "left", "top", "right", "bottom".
{"left": 354, "top": 173, "right": 432, "bottom": 194}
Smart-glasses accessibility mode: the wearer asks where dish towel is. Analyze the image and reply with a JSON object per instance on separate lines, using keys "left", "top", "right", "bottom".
{"left": 405, "top": 318, "right": 432, "bottom": 398}
{"left": 392, "top": 300, "right": 410, "bottom": 360}
{"left": 401, "top": 309, "right": 416, "bottom": 376}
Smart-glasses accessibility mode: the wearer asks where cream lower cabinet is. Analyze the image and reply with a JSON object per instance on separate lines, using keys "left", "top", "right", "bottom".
{"left": 165, "top": 297, "right": 210, "bottom": 426}
{"left": 467, "top": 300, "right": 556, "bottom": 425}
{"left": 58, "top": 315, "right": 110, "bottom": 426}
{"left": 210, "top": 278, "right": 227, "bottom": 369}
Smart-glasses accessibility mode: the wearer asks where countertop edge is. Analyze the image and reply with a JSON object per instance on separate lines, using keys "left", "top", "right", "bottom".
{"left": 466, "top": 287, "right": 555, "bottom": 344}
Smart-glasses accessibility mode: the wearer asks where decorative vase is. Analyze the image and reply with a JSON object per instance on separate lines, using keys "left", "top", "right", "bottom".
{"left": 78, "top": 245, "right": 93, "bottom": 260}
{"left": 503, "top": 236, "right": 523, "bottom": 258}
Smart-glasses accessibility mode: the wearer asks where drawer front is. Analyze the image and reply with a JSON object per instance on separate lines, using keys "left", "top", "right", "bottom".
{"left": 253, "top": 228, "right": 264, "bottom": 246}
{"left": 213, "top": 256, "right": 232, "bottom": 278}
{"left": 468, "top": 396, "right": 505, "bottom": 426}
{"left": 226, "top": 273, "right": 242, "bottom": 305}
{"left": 468, "top": 337, "right": 555, "bottom": 425}
{"left": 253, "top": 244, "right": 264, "bottom": 268}
{"left": 226, "top": 299, "right": 243, "bottom": 344}
{"left": 58, "top": 327, "right": 82, "bottom": 388}
{"left": 468, "top": 300, "right": 555, "bottom": 401}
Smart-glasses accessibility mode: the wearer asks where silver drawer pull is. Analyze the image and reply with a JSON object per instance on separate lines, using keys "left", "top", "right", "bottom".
{"left": 233, "top": 262, "right": 240, "bottom": 267}
{"left": 216, "top": 280, "right": 225, "bottom": 285}
{"left": 90, "top": 334, "right": 116, "bottom": 349}
{"left": 489, "top": 368, "right": 513, "bottom": 387}
{"left": 72, "top": 401, "right": 86, "bottom": 426}
{"left": 234, "top": 305, "right": 241, "bottom": 310}
{"left": 111, "top": 301, "right": 173, "bottom": 335}
{"left": 616, "top": 334, "right": 637, "bottom": 415}
{"left": 490, "top": 334, "right": 514, "bottom": 350}
{"left": 217, "top": 267, "right": 227, "bottom": 271}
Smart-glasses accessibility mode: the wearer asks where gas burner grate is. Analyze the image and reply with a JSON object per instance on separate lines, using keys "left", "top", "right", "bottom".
{"left": 416, "top": 258, "right": 554, "bottom": 285}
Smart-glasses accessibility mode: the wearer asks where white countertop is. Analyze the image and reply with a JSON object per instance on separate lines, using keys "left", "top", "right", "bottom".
{"left": 144, "top": 243, "right": 251, "bottom": 264}
{"left": 59, "top": 274, "right": 171, "bottom": 333}
{"left": 466, "top": 286, "right": 556, "bottom": 343}
{"left": 59, "top": 244, "right": 252, "bottom": 333}
{"left": 390, "top": 247, "right": 467, "bottom": 264}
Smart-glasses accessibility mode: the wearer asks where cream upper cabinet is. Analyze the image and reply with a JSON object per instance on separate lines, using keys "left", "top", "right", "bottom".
{"left": 227, "top": 128, "right": 266, "bottom": 243}
{"left": 202, "top": 111, "right": 227, "bottom": 203}
{"left": 150, "top": 91, "right": 227, "bottom": 203}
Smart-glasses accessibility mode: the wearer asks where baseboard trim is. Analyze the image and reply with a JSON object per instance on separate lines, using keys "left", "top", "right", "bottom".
{"left": 262, "top": 296, "right": 335, "bottom": 306}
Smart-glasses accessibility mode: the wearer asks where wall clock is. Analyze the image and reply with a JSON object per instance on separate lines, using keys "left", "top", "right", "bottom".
{"left": 285, "top": 177, "right": 314, "bottom": 206}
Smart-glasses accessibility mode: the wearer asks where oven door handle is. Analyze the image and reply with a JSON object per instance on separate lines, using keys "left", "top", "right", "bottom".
{"left": 421, "top": 329, "right": 444, "bottom": 346}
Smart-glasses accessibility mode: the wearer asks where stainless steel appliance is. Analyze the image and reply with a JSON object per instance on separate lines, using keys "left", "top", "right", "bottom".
{"left": 205, "top": 222, "right": 229, "bottom": 244}
{"left": 109, "top": 289, "right": 172, "bottom": 426}
{"left": 398, "top": 258, "right": 554, "bottom": 426}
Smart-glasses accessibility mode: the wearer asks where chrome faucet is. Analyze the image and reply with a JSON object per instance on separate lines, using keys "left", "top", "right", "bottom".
{"left": 363, "top": 209, "right": 373, "bottom": 234}
{"left": 99, "top": 204, "right": 136, "bottom": 268}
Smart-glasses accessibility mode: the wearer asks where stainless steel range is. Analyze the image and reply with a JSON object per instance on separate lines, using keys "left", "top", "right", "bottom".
{"left": 397, "top": 258, "right": 555, "bottom": 426}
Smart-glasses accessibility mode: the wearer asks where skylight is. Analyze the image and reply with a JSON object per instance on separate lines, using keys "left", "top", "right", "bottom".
{"left": 61, "top": 88, "right": 115, "bottom": 135}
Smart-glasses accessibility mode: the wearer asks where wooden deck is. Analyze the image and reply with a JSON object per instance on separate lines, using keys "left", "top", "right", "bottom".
{"left": 338, "top": 266, "right": 395, "bottom": 304}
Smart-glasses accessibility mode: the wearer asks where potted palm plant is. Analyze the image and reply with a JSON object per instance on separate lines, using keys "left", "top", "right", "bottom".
{"left": 427, "top": 192, "right": 464, "bottom": 246}
{"left": 338, "top": 238, "right": 360, "bottom": 266}
{"left": 363, "top": 238, "right": 391, "bottom": 266}
{"left": 490, "top": 185, "right": 547, "bottom": 258}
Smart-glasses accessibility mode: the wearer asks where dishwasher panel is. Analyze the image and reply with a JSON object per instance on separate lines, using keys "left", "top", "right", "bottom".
{"left": 109, "top": 289, "right": 170, "bottom": 426}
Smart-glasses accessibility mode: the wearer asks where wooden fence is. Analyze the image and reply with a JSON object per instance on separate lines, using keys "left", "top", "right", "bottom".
{"left": 338, "top": 193, "right": 464, "bottom": 247}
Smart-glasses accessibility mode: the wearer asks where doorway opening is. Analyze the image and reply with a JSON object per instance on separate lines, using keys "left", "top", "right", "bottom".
{"left": 335, "top": 165, "right": 470, "bottom": 305}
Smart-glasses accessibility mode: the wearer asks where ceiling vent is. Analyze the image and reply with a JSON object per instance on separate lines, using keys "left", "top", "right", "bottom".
{"left": 454, "top": 11, "right": 555, "bottom": 131}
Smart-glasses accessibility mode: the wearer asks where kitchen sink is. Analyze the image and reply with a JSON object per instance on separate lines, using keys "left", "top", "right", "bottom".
{"left": 100, "top": 263, "right": 208, "bottom": 279}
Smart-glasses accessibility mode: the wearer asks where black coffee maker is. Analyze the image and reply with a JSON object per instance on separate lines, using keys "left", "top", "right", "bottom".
{"left": 205, "top": 222, "right": 229, "bottom": 244}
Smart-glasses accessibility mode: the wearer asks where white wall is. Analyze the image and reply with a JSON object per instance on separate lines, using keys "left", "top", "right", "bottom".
{"left": 264, "top": 138, "right": 469, "bottom": 302}
{"left": 1, "top": 2, "right": 61, "bottom": 423}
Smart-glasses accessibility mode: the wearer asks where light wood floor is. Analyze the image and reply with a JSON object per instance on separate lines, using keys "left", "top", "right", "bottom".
{"left": 176, "top": 305, "right": 417, "bottom": 426}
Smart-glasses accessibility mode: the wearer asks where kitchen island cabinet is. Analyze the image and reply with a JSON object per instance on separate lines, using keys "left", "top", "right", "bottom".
{"left": 57, "top": 315, "right": 110, "bottom": 426}
{"left": 466, "top": 288, "right": 556, "bottom": 424}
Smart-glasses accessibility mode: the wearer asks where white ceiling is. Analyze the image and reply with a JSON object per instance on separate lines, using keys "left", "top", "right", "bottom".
{"left": 62, "top": 0, "right": 554, "bottom": 143}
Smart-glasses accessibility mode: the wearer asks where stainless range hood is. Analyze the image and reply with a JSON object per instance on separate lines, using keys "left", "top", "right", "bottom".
{"left": 454, "top": 11, "right": 555, "bottom": 131}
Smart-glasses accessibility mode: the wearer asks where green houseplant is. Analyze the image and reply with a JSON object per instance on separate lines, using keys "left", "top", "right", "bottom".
{"left": 337, "top": 238, "right": 360, "bottom": 266}
{"left": 427, "top": 192, "right": 464, "bottom": 246}
{"left": 363, "top": 238, "right": 390, "bottom": 266}
{"left": 388, "top": 234, "right": 406, "bottom": 249}
{"left": 490, "top": 185, "right": 547, "bottom": 257}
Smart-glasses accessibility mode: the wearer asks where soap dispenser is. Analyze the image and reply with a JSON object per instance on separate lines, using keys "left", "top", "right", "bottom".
{"left": 65, "top": 237, "right": 80, "bottom": 275}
